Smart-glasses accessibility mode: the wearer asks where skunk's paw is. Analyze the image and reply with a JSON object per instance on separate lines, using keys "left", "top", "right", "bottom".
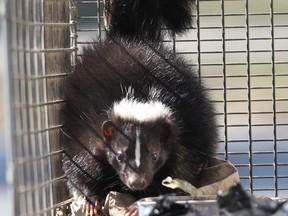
{"left": 72, "top": 192, "right": 105, "bottom": 216}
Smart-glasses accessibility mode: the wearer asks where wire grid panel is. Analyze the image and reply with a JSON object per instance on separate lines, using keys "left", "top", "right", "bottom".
{"left": 189, "top": 0, "right": 288, "bottom": 197}
{"left": 4, "top": 0, "right": 76, "bottom": 215}
{"left": 76, "top": 0, "right": 288, "bottom": 197}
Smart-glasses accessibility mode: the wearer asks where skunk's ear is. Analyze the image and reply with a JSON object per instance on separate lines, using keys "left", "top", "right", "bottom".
{"left": 160, "top": 122, "right": 171, "bottom": 143}
{"left": 102, "top": 120, "right": 114, "bottom": 141}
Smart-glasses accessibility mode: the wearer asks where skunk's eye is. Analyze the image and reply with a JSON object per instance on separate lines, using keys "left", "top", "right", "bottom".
{"left": 151, "top": 153, "right": 157, "bottom": 161}
{"left": 117, "top": 153, "right": 125, "bottom": 163}
{"left": 102, "top": 120, "right": 114, "bottom": 140}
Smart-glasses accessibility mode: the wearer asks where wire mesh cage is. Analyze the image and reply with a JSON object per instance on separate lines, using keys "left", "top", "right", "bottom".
{"left": 3, "top": 0, "right": 76, "bottom": 215}
{"left": 2, "top": 0, "right": 288, "bottom": 215}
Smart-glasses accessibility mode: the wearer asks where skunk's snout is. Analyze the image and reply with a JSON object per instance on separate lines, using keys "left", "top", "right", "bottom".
{"left": 126, "top": 173, "right": 151, "bottom": 190}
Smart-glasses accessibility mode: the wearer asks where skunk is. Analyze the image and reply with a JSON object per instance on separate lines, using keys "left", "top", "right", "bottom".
{"left": 62, "top": 0, "right": 217, "bottom": 214}
{"left": 62, "top": 37, "right": 218, "bottom": 213}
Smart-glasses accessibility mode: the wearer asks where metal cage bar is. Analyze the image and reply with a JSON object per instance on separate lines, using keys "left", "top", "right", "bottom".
{"left": 220, "top": 0, "right": 228, "bottom": 161}
{"left": 245, "top": 0, "right": 254, "bottom": 195}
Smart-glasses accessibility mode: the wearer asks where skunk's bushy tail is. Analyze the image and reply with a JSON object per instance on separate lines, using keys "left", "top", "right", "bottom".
{"left": 104, "top": 0, "right": 196, "bottom": 41}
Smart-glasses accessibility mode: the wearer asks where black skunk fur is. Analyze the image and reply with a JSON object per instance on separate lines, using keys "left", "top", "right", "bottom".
{"left": 62, "top": 38, "right": 218, "bottom": 205}
{"left": 104, "top": 0, "right": 196, "bottom": 41}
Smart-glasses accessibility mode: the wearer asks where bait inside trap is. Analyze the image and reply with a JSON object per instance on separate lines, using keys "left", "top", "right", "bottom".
{"left": 1, "top": 0, "right": 288, "bottom": 215}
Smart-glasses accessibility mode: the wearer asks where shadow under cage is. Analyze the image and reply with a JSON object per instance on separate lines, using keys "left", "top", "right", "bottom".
{"left": 2, "top": 0, "right": 288, "bottom": 215}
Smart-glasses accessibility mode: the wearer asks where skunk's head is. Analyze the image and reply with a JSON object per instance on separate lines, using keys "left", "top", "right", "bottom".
{"left": 102, "top": 91, "right": 175, "bottom": 190}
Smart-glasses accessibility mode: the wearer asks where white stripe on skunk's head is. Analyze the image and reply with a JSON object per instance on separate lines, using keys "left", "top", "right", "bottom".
{"left": 110, "top": 87, "right": 173, "bottom": 122}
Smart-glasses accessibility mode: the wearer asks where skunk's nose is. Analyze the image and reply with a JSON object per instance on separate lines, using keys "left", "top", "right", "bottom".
{"left": 127, "top": 175, "right": 148, "bottom": 190}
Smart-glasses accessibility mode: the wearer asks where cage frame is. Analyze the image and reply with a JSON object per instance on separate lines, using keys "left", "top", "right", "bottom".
{"left": 2, "top": 0, "right": 288, "bottom": 215}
